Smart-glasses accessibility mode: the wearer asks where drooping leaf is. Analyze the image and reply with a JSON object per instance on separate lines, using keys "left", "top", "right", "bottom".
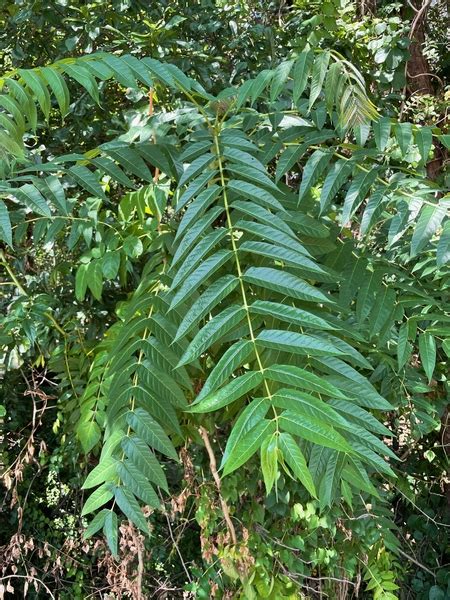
{"left": 189, "top": 372, "right": 264, "bottom": 413}
{"left": 418, "top": 332, "right": 436, "bottom": 382}
{"left": 278, "top": 432, "right": 317, "bottom": 497}
{"left": 222, "top": 419, "right": 276, "bottom": 476}
{"left": 243, "top": 267, "right": 332, "bottom": 304}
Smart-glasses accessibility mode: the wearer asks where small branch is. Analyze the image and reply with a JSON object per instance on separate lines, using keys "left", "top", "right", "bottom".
{"left": 199, "top": 426, "right": 237, "bottom": 545}
{"left": 147, "top": 88, "right": 160, "bottom": 183}
{"left": 158, "top": 491, "right": 192, "bottom": 583}
{"left": 0, "top": 575, "right": 56, "bottom": 599}
{"left": 396, "top": 548, "right": 436, "bottom": 578}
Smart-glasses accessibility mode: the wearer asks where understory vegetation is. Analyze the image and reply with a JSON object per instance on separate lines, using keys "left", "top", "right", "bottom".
{"left": 0, "top": 1, "right": 448, "bottom": 598}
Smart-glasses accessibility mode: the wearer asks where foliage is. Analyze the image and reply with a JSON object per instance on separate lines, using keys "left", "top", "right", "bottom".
{"left": 0, "top": 2, "right": 448, "bottom": 599}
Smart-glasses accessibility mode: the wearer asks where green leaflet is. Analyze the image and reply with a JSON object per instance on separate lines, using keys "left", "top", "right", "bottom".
{"left": 171, "top": 206, "right": 224, "bottom": 267}
{"left": 257, "top": 329, "right": 345, "bottom": 357}
{"left": 324, "top": 62, "right": 343, "bottom": 118}
{"left": 221, "top": 397, "right": 270, "bottom": 466}
{"left": 0, "top": 129, "right": 24, "bottom": 158}
{"left": 236, "top": 219, "right": 313, "bottom": 257}
{"left": 397, "top": 322, "right": 412, "bottom": 370}
{"left": 260, "top": 434, "right": 278, "bottom": 494}
{"left": 275, "top": 131, "right": 335, "bottom": 183}
{"left": 14, "top": 184, "right": 51, "bottom": 217}
{"left": 239, "top": 241, "right": 324, "bottom": 274}
{"left": 19, "top": 69, "right": 51, "bottom": 120}
{"left": 373, "top": 117, "right": 391, "bottom": 152}
{"left": 341, "top": 167, "right": 379, "bottom": 225}
{"left": 418, "top": 332, "right": 436, "bottom": 382}
{"left": 174, "top": 275, "right": 239, "bottom": 341}
{"left": 82, "top": 456, "right": 117, "bottom": 489}
{"left": 100, "top": 54, "right": 137, "bottom": 88}
{"left": 347, "top": 438, "right": 395, "bottom": 477}
{"left": 126, "top": 408, "right": 178, "bottom": 461}
{"left": 356, "top": 266, "right": 383, "bottom": 322}
{"left": 227, "top": 179, "right": 285, "bottom": 212}
{"left": 87, "top": 261, "right": 103, "bottom": 300}
{"left": 223, "top": 148, "right": 266, "bottom": 174}
{"left": 178, "top": 153, "right": 215, "bottom": 188}
{"left": 170, "top": 249, "right": 234, "bottom": 310}
{"left": 101, "top": 143, "right": 153, "bottom": 182}
{"left": 243, "top": 266, "right": 332, "bottom": 304}
{"left": 437, "top": 220, "right": 450, "bottom": 267}
{"left": 270, "top": 59, "right": 294, "bottom": 102}
{"left": 170, "top": 229, "right": 228, "bottom": 290}
{"left": 117, "top": 461, "right": 160, "bottom": 508}
{"left": 249, "top": 300, "right": 336, "bottom": 331}
{"left": 0, "top": 199, "right": 12, "bottom": 247}
{"left": 319, "top": 160, "right": 353, "bottom": 215}
{"left": 328, "top": 399, "right": 393, "bottom": 437}
{"left": 279, "top": 411, "right": 354, "bottom": 453}
{"left": 272, "top": 388, "right": 350, "bottom": 431}
{"left": 103, "top": 511, "right": 118, "bottom": 558}
{"left": 368, "top": 287, "right": 396, "bottom": 339}
{"left": 92, "top": 157, "right": 134, "bottom": 189}
{"left": 222, "top": 419, "right": 276, "bottom": 476}
{"left": 196, "top": 340, "right": 254, "bottom": 402}
{"left": 82, "top": 483, "right": 114, "bottom": 516}
{"left": 265, "top": 364, "right": 346, "bottom": 398}
{"left": 349, "top": 425, "right": 397, "bottom": 462}
{"left": 177, "top": 305, "right": 247, "bottom": 367}
{"left": 68, "top": 165, "right": 108, "bottom": 201}
{"left": 62, "top": 63, "right": 100, "bottom": 104}
{"left": 78, "top": 419, "right": 101, "bottom": 453}
{"left": 175, "top": 185, "right": 221, "bottom": 241}
{"left": 122, "top": 54, "right": 154, "bottom": 87}
{"left": 318, "top": 451, "right": 344, "bottom": 509}
{"left": 84, "top": 510, "right": 108, "bottom": 540}
{"left": 235, "top": 78, "right": 256, "bottom": 109}
{"left": 278, "top": 432, "right": 317, "bottom": 497}
{"left": 188, "top": 371, "right": 263, "bottom": 413}
{"left": 293, "top": 47, "right": 313, "bottom": 102}
{"left": 113, "top": 486, "right": 151, "bottom": 533}
{"left": 248, "top": 69, "right": 273, "bottom": 105}
{"left": 0, "top": 94, "right": 26, "bottom": 134}
{"left": 139, "top": 362, "right": 186, "bottom": 408}
{"left": 37, "top": 176, "right": 70, "bottom": 215}
{"left": 121, "top": 436, "right": 169, "bottom": 492}
{"left": 298, "top": 150, "right": 333, "bottom": 204}
{"left": 410, "top": 202, "right": 448, "bottom": 257}
{"left": 40, "top": 66, "right": 70, "bottom": 118}
{"left": 275, "top": 146, "right": 304, "bottom": 182}
{"left": 314, "top": 357, "right": 392, "bottom": 410}
{"left": 120, "top": 383, "right": 180, "bottom": 435}
{"left": 342, "top": 460, "right": 379, "bottom": 497}
{"left": 395, "top": 122, "right": 412, "bottom": 156}
{"left": 415, "top": 126, "right": 433, "bottom": 165}
{"left": 309, "top": 52, "right": 330, "bottom": 110}
{"left": 228, "top": 163, "right": 280, "bottom": 193}
{"left": 233, "top": 202, "right": 297, "bottom": 237}
{"left": 180, "top": 140, "right": 212, "bottom": 163}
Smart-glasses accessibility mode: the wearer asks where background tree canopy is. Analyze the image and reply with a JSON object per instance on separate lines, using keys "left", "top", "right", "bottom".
{"left": 0, "top": 1, "right": 448, "bottom": 599}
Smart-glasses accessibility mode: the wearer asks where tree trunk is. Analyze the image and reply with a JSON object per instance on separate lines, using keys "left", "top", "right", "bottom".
{"left": 406, "top": 0, "right": 434, "bottom": 96}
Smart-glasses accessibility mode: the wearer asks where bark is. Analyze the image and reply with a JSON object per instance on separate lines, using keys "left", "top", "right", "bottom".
{"left": 406, "top": 0, "right": 434, "bottom": 96}
{"left": 357, "top": 0, "right": 377, "bottom": 16}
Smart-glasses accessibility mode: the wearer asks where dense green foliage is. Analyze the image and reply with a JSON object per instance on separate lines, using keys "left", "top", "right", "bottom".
{"left": 0, "top": 2, "right": 448, "bottom": 599}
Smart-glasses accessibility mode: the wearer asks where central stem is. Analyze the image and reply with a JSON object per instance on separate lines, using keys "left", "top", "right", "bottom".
{"left": 212, "top": 129, "right": 277, "bottom": 418}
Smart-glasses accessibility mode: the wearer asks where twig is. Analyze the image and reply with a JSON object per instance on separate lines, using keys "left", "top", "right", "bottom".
{"left": 0, "top": 574, "right": 56, "bottom": 599}
{"left": 147, "top": 88, "right": 160, "bottom": 183}
{"left": 158, "top": 491, "right": 192, "bottom": 583}
{"left": 396, "top": 548, "right": 436, "bottom": 578}
{"left": 198, "top": 427, "right": 237, "bottom": 545}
